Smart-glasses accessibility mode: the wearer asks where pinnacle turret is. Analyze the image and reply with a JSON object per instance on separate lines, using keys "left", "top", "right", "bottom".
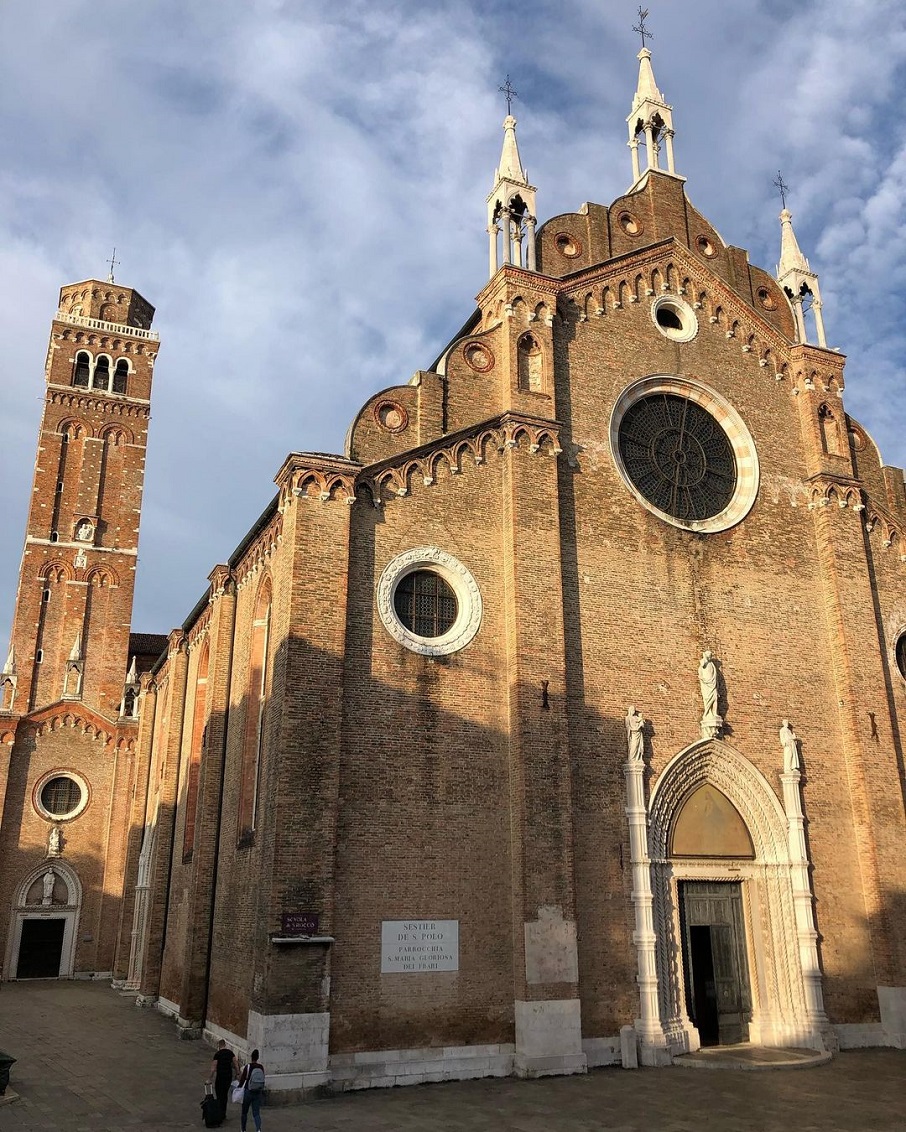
{"left": 776, "top": 208, "right": 827, "bottom": 348}
{"left": 626, "top": 47, "right": 679, "bottom": 185}
{"left": 486, "top": 107, "right": 538, "bottom": 277}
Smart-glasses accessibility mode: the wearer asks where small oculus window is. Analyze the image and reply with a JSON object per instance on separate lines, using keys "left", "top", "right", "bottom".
{"left": 377, "top": 547, "right": 482, "bottom": 656}
{"left": 651, "top": 296, "right": 698, "bottom": 342}
{"left": 34, "top": 771, "right": 89, "bottom": 821}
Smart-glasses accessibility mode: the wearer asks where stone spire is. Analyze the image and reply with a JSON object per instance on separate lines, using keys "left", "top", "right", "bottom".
{"left": 68, "top": 635, "right": 82, "bottom": 663}
{"left": 119, "top": 655, "right": 140, "bottom": 719}
{"left": 487, "top": 113, "right": 538, "bottom": 277}
{"left": 626, "top": 47, "right": 678, "bottom": 184}
{"left": 776, "top": 209, "right": 827, "bottom": 348}
{"left": 1, "top": 645, "right": 15, "bottom": 677}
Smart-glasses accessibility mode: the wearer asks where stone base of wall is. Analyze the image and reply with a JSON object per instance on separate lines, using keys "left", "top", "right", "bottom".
{"left": 834, "top": 1023, "right": 889, "bottom": 1049}
{"left": 329, "top": 1042, "right": 515, "bottom": 1091}
{"left": 581, "top": 1036, "right": 621, "bottom": 1068}
{"left": 878, "top": 987, "right": 906, "bottom": 1049}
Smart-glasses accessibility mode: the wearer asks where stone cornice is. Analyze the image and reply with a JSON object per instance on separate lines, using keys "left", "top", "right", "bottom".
{"left": 20, "top": 701, "right": 136, "bottom": 751}
{"left": 47, "top": 388, "right": 151, "bottom": 417}
{"left": 357, "top": 410, "right": 562, "bottom": 507}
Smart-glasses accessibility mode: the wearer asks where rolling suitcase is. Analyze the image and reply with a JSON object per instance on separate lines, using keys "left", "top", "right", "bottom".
{"left": 201, "top": 1082, "right": 223, "bottom": 1128}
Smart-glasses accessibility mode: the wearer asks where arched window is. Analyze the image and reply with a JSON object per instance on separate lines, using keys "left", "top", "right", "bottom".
{"left": 112, "top": 359, "right": 128, "bottom": 395}
{"left": 72, "top": 352, "right": 91, "bottom": 388}
{"left": 517, "top": 333, "right": 543, "bottom": 392}
{"left": 818, "top": 403, "right": 841, "bottom": 457}
{"left": 183, "top": 643, "right": 209, "bottom": 861}
{"left": 238, "top": 579, "right": 271, "bottom": 844}
{"left": 93, "top": 357, "right": 111, "bottom": 392}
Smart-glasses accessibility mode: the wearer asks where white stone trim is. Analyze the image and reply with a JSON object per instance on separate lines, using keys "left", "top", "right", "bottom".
{"left": 376, "top": 547, "right": 482, "bottom": 656}
{"left": 609, "top": 374, "right": 760, "bottom": 534}
{"left": 155, "top": 995, "right": 180, "bottom": 1020}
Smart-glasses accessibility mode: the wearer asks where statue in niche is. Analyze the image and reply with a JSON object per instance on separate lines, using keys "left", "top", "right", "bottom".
{"left": 698, "top": 651, "right": 718, "bottom": 718}
{"left": 780, "top": 719, "right": 800, "bottom": 772}
{"left": 625, "top": 706, "right": 646, "bottom": 762}
{"left": 76, "top": 521, "right": 93, "bottom": 541}
{"left": 42, "top": 868, "right": 56, "bottom": 905}
{"left": 47, "top": 825, "right": 62, "bottom": 858}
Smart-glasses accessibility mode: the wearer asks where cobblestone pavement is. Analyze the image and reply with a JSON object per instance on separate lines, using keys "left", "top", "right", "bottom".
{"left": 0, "top": 982, "right": 903, "bottom": 1131}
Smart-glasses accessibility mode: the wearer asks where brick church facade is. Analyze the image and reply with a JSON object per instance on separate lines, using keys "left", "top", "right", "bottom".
{"left": 1, "top": 45, "right": 905, "bottom": 1088}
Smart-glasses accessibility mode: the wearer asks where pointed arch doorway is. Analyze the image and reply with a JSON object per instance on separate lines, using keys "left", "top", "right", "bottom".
{"left": 642, "top": 740, "right": 828, "bottom": 1056}
{"left": 5, "top": 862, "right": 83, "bottom": 979}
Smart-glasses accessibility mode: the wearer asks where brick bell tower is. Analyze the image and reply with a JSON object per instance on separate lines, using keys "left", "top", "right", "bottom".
{"left": 1, "top": 278, "right": 158, "bottom": 719}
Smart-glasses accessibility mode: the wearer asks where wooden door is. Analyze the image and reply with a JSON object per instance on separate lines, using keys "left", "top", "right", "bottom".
{"left": 681, "top": 882, "right": 751, "bottom": 1045}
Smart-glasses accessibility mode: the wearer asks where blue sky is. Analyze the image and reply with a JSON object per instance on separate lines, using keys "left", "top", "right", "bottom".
{"left": 1, "top": 0, "right": 905, "bottom": 644}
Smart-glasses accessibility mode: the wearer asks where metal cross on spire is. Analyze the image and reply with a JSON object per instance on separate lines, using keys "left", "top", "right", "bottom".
{"left": 773, "top": 171, "right": 790, "bottom": 209}
{"left": 106, "top": 247, "right": 121, "bottom": 284}
{"left": 498, "top": 75, "right": 518, "bottom": 115}
{"left": 633, "top": 7, "right": 654, "bottom": 49}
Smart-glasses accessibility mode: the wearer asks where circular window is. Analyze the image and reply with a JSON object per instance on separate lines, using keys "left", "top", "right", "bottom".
{"left": 610, "top": 376, "right": 759, "bottom": 533}
{"left": 377, "top": 548, "right": 482, "bottom": 656}
{"left": 696, "top": 235, "right": 716, "bottom": 258}
{"left": 34, "top": 772, "right": 89, "bottom": 821}
{"left": 895, "top": 634, "right": 906, "bottom": 681}
{"left": 394, "top": 570, "right": 457, "bottom": 637}
{"left": 555, "top": 232, "right": 582, "bottom": 258}
{"left": 757, "top": 287, "right": 778, "bottom": 311}
{"left": 651, "top": 296, "right": 698, "bottom": 342}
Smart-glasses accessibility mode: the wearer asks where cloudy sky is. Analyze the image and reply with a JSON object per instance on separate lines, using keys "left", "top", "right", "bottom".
{"left": 1, "top": 0, "right": 905, "bottom": 646}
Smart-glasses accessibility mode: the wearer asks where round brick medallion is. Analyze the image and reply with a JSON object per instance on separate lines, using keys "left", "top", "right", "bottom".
{"left": 462, "top": 341, "right": 495, "bottom": 373}
{"left": 619, "top": 212, "right": 643, "bottom": 236}
{"left": 374, "top": 400, "right": 409, "bottom": 434}
{"left": 696, "top": 235, "right": 717, "bottom": 258}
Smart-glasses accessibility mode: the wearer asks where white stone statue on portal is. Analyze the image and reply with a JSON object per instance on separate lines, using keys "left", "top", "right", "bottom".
{"left": 42, "top": 868, "right": 56, "bottom": 905}
{"left": 780, "top": 718, "right": 800, "bottom": 772}
{"left": 625, "top": 706, "right": 646, "bottom": 762}
{"left": 698, "top": 650, "right": 723, "bottom": 739}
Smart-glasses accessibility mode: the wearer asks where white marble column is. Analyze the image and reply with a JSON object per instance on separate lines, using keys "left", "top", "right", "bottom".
{"left": 629, "top": 137, "right": 641, "bottom": 182}
{"left": 664, "top": 129, "right": 676, "bottom": 175}
{"left": 488, "top": 222, "right": 499, "bottom": 277}
{"left": 525, "top": 216, "right": 537, "bottom": 271}
{"left": 501, "top": 209, "right": 513, "bottom": 265}
{"left": 780, "top": 768, "right": 831, "bottom": 1040}
{"left": 624, "top": 757, "right": 669, "bottom": 1064}
{"left": 812, "top": 299, "right": 827, "bottom": 348}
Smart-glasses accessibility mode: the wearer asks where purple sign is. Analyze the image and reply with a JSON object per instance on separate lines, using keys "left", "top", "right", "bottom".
{"left": 281, "top": 912, "right": 319, "bottom": 937}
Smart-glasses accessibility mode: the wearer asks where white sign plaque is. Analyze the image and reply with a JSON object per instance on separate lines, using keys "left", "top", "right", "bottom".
{"left": 381, "top": 920, "right": 459, "bottom": 973}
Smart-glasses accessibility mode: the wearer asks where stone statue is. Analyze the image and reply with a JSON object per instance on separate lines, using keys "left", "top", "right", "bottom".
{"left": 780, "top": 718, "right": 800, "bottom": 772}
{"left": 625, "top": 706, "right": 646, "bottom": 762}
{"left": 42, "top": 868, "right": 56, "bottom": 905}
{"left": 698, "top": 651, "right": 718, "bottom": 717}
{"left": 47, "top": 825, "right": 62, "bottom": 857}
{"left": 76, "top": 520, "right": 92, "bottom": 541}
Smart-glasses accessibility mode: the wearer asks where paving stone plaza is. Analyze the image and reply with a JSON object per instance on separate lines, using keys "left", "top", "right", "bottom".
{"left": 0, "top": 983, "right": 903, "bottom": 1131}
